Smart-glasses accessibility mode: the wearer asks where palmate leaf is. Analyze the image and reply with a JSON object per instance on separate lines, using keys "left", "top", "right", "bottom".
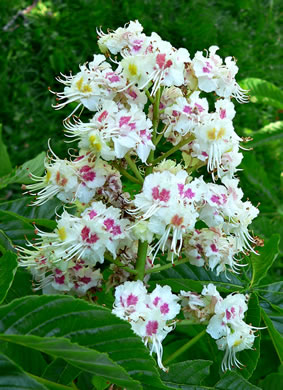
{"left": 0, "top": 123, "right": 12, "bottom": 177}
{"left": 151, "top": 261, "right": 243, "bottom": 293}
{"left": 214, "top": 371, "right": 261, "bottom": 390}
{"left": 0, "top": 295, "right": 169, "bottom": 389}
{"left": 250, "top": 234, "right": 280, "bottom": 287}
{"left": 245, "top": 121, "right": 283, "bottom": 148}
{"left": 239, "top": 78, "right": 283, "bottom": 109}
{"left": 0, "top": 196, "right": 61, "bottom": 221}
{"left": 0, "top": 352, "right": 48, "bottom": 390}
{"left": 0, "top": 151, "right": 45, "bottom": 190}
{"left": 241, "top": 152, "right": 280, "bottom": 208}
{"left": 0, "top": 251, "right": 18, "bottom": 304}
{"left": 0, "top": 334, "right": 141, "bottom": 390}
{"left": 238, "top": 294, "right": 261, "bottom": 379}
{"left": 160, "top": 360, "right": 213, "bottom": 387}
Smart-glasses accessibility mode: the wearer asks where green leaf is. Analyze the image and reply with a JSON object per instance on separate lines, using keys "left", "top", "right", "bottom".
{"left": 91, "top": 375, "right": 109, "bottom": 390}
{"left": 241, "top": 152, "right": 280, "bottom": 207}
{"left": 0, "top": 334, "right": 141, "bottom": 390}
{"left": 4, "top": 268, "right": 35, "bottom": 304}
{"left": 0, "top": 197, "right": 61, "bottom": 221}
{"left": 0, "top": 352, "right": 48, "bottom": 389}
{"left": 0, "top": 229, "right": 14, "bottom": 255}
{"left": 215, "top": 371, "right": 261, "bottom": 390}
{"left": 151, "top": 262, "right": 243, "bottom": 292}
{"left": 250, "top": 234, "right": 280, "bottom": 287}
{"left": 0, "top": 123, "right": 12, "bottom": 176}
{"left": 160, "top": 360, "right": 212, "bottom": 387}
{"left": 261, "top": 307, "right": 283, "bottom": 363}
{"left": 0, "top": 295, "right": 168, "bottom": 389}
{"left": 238, "top": 294, "right": 261, "bottom": 379}
{"left": 0, "top": 209, "right": 35, "bottom": 246}
{"left": 246, "top": 121, "right": 283, "bottom": 148}
{"left": 149, "top": 278, "right": 241, "bottom": 294}
{"left": 261, "top": 372, "right": 283, "bottom": 390}
{"left": 0, "top": 151, "right": 45, "bottom": 189}
{"left": 239, "top": 78, "right": 283, "bottom": 109}
{"left": 42, "top": 359, "right": 81, "bottom": 386}
{"left": 257, "top": 282, "right": 283, "bottom": 336}
{"left": 0, "top": 251, "right": 18, "bottom": 304}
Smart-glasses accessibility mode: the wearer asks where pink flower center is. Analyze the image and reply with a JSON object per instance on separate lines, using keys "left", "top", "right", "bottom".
{"left": 127, "top": 294, "right": 138, "bottom": 306}
{"left": 184, "top": 188, "right": 195, "bottom": 199}
{"left": 183, "top": 105, "right": 192, "bottom": 114}
{"left": 160, "top": 303, "right": 169, "bottom": 315}
{"left": 220, "top": 108, "right": 226, "bottom": 119}
{"left": 88, "top": 210, "right": 97, "bottom": 219}
{"left": 80, "top": 166, "right": 96, "bottom": 182}
{"left": 211, "top": 195, "right": 221, "bottom": 205}
{"left": 153, "top": 296, "right": 161, "bottom": 306}
{"left": 210, "top": 243, "right": 218, "bottom": 252}
{"left": 146, "top": 320, "right": 159, "bottom": 336}
{"left": 152, "top": 186, "right": 170, "bottom": 202}
{"left": 81, "top": 226, "right": 99, "bottom": 244}
{"left": 97, "top": 110, "right": 108, "bottom": 122}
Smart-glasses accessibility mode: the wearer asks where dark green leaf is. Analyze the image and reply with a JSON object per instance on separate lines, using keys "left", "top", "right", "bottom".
{"left": 4, "top": 268, "right": 35, "bottom": 304}
{"left": 261, "top": 372, "right": 283, "bottom": 390}
{"left": 250, "top": 234, "right": 280, "bottom": 287}
{"left": 151, "top": 262, "right": 243, "bottom": 292}
{"left": 0, "top": 352, "right": 48, "bottom": 389}
{"left": 0, "top": 124, "right": 12, "bottom": 177}
{"left": 0, "top": 209, "right": 35, "bottom": 246}
{"left": 0, "top": 229, "right": 14, "bottom": 254}
{"left": 0, "top": 251, "right": 18, "bottom": 304}
{"left": 91, "top": 375, "right": 109, "bottom": 390}
{"left": 160, "top": 360, "right": 212, "bottom": 386}
{"left": 215, "top": 371, "right": 261, "bottom": 390}
{"left": 0, "top": 334, "right": 140, "bottom": 390}
{"left": 0, "top": 151, "right": 45, "bottom": 189}
{"left": 246, "top": 121, "right": 283, "bottom": 148}
{"left": 238, "top": 294, "right": 261, "bottom": 379}
{"left": 0, "top": 197, "right": 61, "bottom": 221}
{"left": 239, "top": 78, "right": 283, "bottom": 109}
{"left": 241, "top": 152, "right": 280, "bottom": 208}
{"left": 0, "top": 295, "right": 167, "bottom": 389}
{"left": 261, "top": 308, "right": 283, "bottom": 363}
{"left": 42, "top": 359, "right": 81, "bottom": 386}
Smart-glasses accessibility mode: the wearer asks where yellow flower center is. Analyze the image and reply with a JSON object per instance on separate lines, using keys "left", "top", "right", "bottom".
{"left": 76, "top": 77, "right": 92, "bottom": 93}
{"left": 207, "top": 127, "right": 226, "bottom": 141}
{"left": 128, "top": 63, "right": 138, "bottom": 76}
{"left": 58, "top": 227, "right": 67, "bottom": 241}
{"left": 233, "top": 339, "right": 243, "bottom": 347}
{"left": 46, "top": 169, "right": 51, "bottom": 183}
{"left": 89, "top": 135, "right": 102, "bottom": 152}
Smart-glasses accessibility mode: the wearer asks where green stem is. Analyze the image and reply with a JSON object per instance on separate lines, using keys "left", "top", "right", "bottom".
{"left": 125, "top": 154, "right": 144, "bottom": 183}
{"left": 104, "top": 253, "right": 138, "bottom": 274}
{"left": 145, "top": 88, "right": 155, "bottom": 104}
{"left": 145, "top": 257, "right": 191, "bottom": 274}
{"left": 112, "top": 161, "right": 142, "bottom": 185}
{"left": 135, "top": 240, "right": 148, "bottom": 280}
{"left": 28, "top": 373, "right": 73, "bottom": 390}
{"left": 176, "top": 319, "right": 209, "bottom": 326}
{"left": 152, "top": 135, "right": 194, "bottom": 165}
{"left": 164, "top": 329, "right": 206, "bottom": 365}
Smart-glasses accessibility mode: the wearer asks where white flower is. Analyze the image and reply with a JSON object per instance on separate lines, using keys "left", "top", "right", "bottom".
{"left": 192, "top": 46, "right": 249, "bottom": 103}
{"left": 112, "top": 281, "right": 180, "bottom": 371}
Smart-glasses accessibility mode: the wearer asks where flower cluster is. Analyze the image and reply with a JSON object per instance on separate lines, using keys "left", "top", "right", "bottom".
{"left": 18, "top": 20, "right": 261, "bottom": 372}
{"left": 113, "top": 280, "right": 180, "bottom": 371}
{"left": 181, "top": 285, "right": 257, "bottom": 371}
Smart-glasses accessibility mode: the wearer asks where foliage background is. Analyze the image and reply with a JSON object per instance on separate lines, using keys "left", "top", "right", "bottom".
{"left": 0, "top": 0, "right": 282, "bottom": 389}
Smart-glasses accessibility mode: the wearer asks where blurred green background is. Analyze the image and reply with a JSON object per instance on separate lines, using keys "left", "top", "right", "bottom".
{"left": 0, "top": 0, "right": 282, "bottom": 258}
